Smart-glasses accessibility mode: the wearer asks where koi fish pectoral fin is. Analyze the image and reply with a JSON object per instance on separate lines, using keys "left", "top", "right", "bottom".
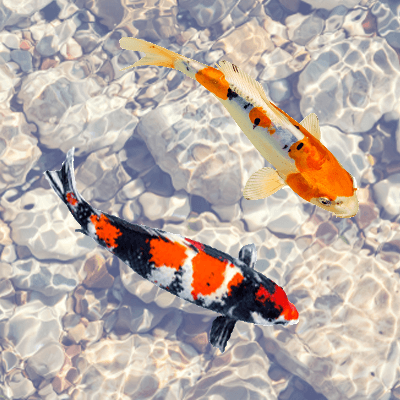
{"left": 300, "top": 113, "right": 321, "bottom": 141}
{"left": 243, "top": 167, "right": 286, "bottom": 200}
{"left": 239, "top": 243, "right": 257, "bottom": 269}
{"left": 209, "top": 315, "right": 237, "bottom": 352}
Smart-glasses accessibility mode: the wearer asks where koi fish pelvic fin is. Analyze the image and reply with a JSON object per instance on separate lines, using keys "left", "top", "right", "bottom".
{"left": 209, "top": 315, "right": 237, "bottom": 352}
{"left": 243, "top": 167, "right": 286, "bottom": 200}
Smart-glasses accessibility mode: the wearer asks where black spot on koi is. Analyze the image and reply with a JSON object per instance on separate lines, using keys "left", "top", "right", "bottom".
{"left": 253, "top": 118, "right": 260, "bottom": 129}
{"left": 227, "top": 88, "right": 238, "bottom": 100}
{"left": 296, "top": 142, "right": 304, "bottom": 150}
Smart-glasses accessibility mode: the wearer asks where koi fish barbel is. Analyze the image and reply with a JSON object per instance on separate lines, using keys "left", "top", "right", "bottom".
{"left": 45, "top": 149, "right": 299, "bottom": 352}
{"left": 119, "top": 37, "right": 358, "bottom": 218}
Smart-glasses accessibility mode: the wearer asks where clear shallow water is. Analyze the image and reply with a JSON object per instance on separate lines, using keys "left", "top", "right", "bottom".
{"left": 1, "top": 0, "right": 400, "bottom": 399}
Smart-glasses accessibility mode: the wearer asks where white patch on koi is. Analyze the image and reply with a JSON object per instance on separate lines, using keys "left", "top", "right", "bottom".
{"left": 87, "top": 215, "right": 100, "bottom": 240}
{"left": 147, "top": 232, "right": 198, "bottom": 302}
{"left": 251, "top": 311, "right": 297, "bottom": 326}
{"left": 174, "top": 59, "right": 205, "bottom": 80}
{"left": 149, "top": 265, "right": 177, "bottom": 287}
{"left": 171, "top": 246, "right": 198, "bottom": 302}
{"left": 220, "top": 93, "right": 300, "bottom": 175}
{"left": 272, "top": 125, "right": 298, "bottom": 151}
{"left": 146, "top": 231, "right": 245, "bottom": 308}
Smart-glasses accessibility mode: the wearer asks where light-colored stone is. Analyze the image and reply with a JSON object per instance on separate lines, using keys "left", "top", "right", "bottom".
{"left": 139, "top": 191, "right": 190, "bottom": 222}
{"left": 299, "top": 37, "right": 400, "bottom": 133}
{"left": 136, "top": 92, "right": 264, "bottom": 206}
{"left": 287, "top": 12, "right": 324, "bottom": 46}
{"left": 7, "top": 370, "right": 35, "bottom": 399}
{"left": 373, "top": 173, "right": 400, "bottom": 218}
{"left": 4, "top": 300, "right": 65, "bottom": 358}
{"left": 5, "top": 188, "right": 97, "bottom": 260}
{"left": 26, "top": 342, "right": 64, "bottom": 379}
{"left": 300, "top": 0, "right": 362, "bottom": 10}
{"left": 11, "top": 257, "right": 78, "bottom": 296}
{"left": 18, "top": 64, "right": 137, "bottom": 157}
{"left": 0, "top": 109, "right": 41, "bottom": 194}
{"left": 179, "top": 0, "right": 240, "bottom": 27}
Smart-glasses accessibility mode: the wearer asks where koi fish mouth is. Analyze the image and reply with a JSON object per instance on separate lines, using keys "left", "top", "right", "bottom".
{"left": 335, "top": 211, "right": 358, "bottom": 219}
{"left": 311, "top": 194, "right": 359, "bottom": 219}
{"left": 332, "top": 194, "right": 359, "bottom": 218}
{"left": 251, "top": 312, "right": 299, "bottom": 327}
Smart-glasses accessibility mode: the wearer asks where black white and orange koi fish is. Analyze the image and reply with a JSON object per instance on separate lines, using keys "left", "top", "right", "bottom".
{"left": 44, "top": 149, "right": 299, "bottom": 352}
{"left": 119, "top": 37, "right": 359, "bottom": 218}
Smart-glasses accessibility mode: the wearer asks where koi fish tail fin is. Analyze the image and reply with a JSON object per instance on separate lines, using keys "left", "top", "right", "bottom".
{"left": 44, "top": 148, "right": 79, "bottom": 205}
{"left": 44, "top": 148, "right": 91, "bottom": 230}
{"left": 119, "top": 37, "right": 187, "bottom": 71}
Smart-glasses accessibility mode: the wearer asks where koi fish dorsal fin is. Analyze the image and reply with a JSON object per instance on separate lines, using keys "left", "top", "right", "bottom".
{"left": 217, "top": 60, "right": 271, "bottom": 106}
{"left": 300, "top": 113, "right": 321, "bottom": 141}
{"left": 243, "top": 167, "right": 286, "bottom": 200}
{"left": 239, "top": 244, "right": 257, "bottom": 269}
{"left": 216, "top": 60, "right": 298, "bottom": 130}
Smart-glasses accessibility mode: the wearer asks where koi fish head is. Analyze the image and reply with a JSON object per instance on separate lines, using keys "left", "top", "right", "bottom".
{"left": 287, "top": 137, "right": 359, "bottom": 218}
{"left": 250, "top": 282, "right": 299, "bottom": 327}
{"left": 307, "top": 171, "right": 359, "bottom": 218}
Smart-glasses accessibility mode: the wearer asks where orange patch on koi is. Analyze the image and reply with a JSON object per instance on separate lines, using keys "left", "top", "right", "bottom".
{"left": 289, "top": 139, "right": 326, "bottom": 172}
{"left": 195, "top": 67, "right": 230, "bottom": 100}
{"left": 282, "top": 301, "right": 299, "bottom": 321}
{"left": 286, "top": 173, "right": 319, "bottom": 202}
{"left": 66, "top": 192, "right": 78, "bottom": 206}
{"left": 255, "top": 284, "right": 297, "bottom": 319}
{"left": 255, "top": 285, "right": 271, "bottom": 303}
{"left": 90, "top": 214, "right": 122, "bottom": 248}
{"left": 286, "top": 136, "right": 354, "bottom": 201}
{"left": 249, "top": 107, "right": 272, "bottom": 128}
{"left": 147, "top": 238, "right": 187, "bottom": 271}
{"left": 256, "top": 285, "right": 285, "bottom": 306}
{"left": 191, "top": 252, "right": 228, "bottom": 300}
{"left": 227, "top": 272, "right": 244, "bottom": 296}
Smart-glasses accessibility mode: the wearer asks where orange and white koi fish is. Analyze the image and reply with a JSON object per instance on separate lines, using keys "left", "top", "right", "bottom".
{"left": 45, "top": 149, "right": 299, "bottom": 352}
{"left": 119, "top": 37, "right": 359, "bottom": 218}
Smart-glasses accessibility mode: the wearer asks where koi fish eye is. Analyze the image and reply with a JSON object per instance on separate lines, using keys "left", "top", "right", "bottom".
{"left": 318, "top": 197, "right": 331, "bottom": 206}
